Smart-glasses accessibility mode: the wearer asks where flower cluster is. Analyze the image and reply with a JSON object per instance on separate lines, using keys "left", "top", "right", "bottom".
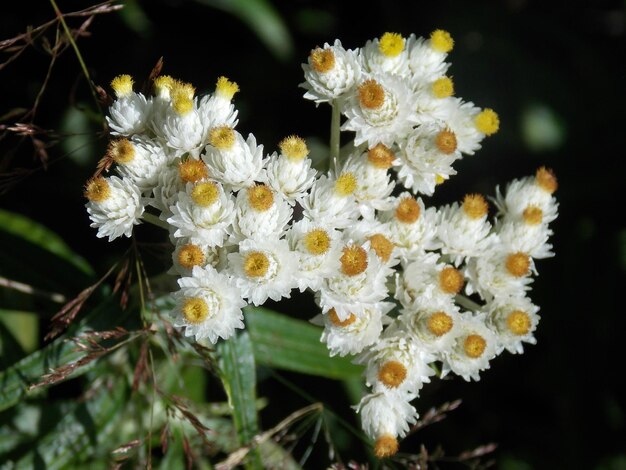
{"left": 85, "top": 29, "right": 558, "bottom": 459}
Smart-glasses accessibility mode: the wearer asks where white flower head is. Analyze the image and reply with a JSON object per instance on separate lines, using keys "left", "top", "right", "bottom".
{"left": 497, "top": 219, "right": 554, "bottom": 260}
{"left": 149, "top": 162, "right": 185, "bottom": 218}
{"left": 170, "top": 239, "right": 225, "bottom": 277}
{"left": 360, "top": 32, "right": 412, "bottom": 78}
{"left": 106, "top": 75, "right": 152, "bottom": 136}
{"left": 85, "top": 175, "right": 144, "bottom": 241}
{"left": 494, "top": 167, "right": 559, "bottom": 222}
{"left": 408, "top": 30, "right": 453, "bottom": 82}
{"left": 198, "top": 76, "right": 240, "bottom": 135}
{"left": 355, "top": 391, "right": 419, "bottom": 440}
{"left": 486, "top": 295, "right": 540, "bottom": 354}
{"left": 172, "top": 265, "right": 246, "bottom": 344}
{"left": 109, "top": 137, "right": 169, "bottom": 194}
{"left": 343, "top": 218, "right": 399, "bottom": 268}
{"left": 301, "top": 173, "right": 359, "bottom": 229}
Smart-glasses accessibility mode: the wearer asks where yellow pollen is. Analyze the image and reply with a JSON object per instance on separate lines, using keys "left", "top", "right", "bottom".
{"left": 523, "top": 206, "right": 543, "bottom": 225}
{"left": 507, "top": 310, "right": 532, "bottom": 336}
{"left": 367, "top": 144, "right": 395, "bottom": 169}
{"left": 303, "top": 229, "right": 331, "bottom": 256}
{"left": 178, "top": 159, "right": 208, "bottom": 184}
{"left": 244, "top": 251, "right": 270, "bottom": 278}
{"left": 335, "top": 172, "right": 357, "bottom": 196}
{"left": 439, "top": 266, "right": 464, "bottom": 294}
{"left": 435, "top": 129, "right": 458, "bottom": 154}
{"left": 432, "top": 76, "right": 455, "bottom": 98}
{"left": 368, "top": 234, "right": 394, "bottom": 262}
{"left": 153, "top": 75, "right": 174, "bottom": 96}
{"left": 177, "top": 244, "right": 205, "bottom": 269}
{"left": 395, "top": 197, "right": 421, "bottom": 224}
{"left": 378, "top": 360, "right": 407, "bottom": 388}
{"left": 171, "top": 81, "right": 195, "bottom": 115}
{"left": 182, "top": 297, "right": 209, "bottom": 324}
{"left": 209, "top": 126, "right": 236, "bottom": 150}
{"left": 430, "top": 29, "right": 454, "bottom": 53}
{"left": 536, "top": 167, "right": 558, "bottom": 194}
{"left": 110, "top": 74, "right": 133, "bottom": 97}
{"left": 191, "top": 182, "right": 220, "bottom": 207}
{"left": 340, "top": 245, "right": 368, "bottom": 276}
{"left": 247, "top": 184, "right": 274, "bottom": 212}
{"left": 108, "top": 139, "right": 135, "bottom": 164}
{"left": 309, "top": 48, "right": 336, "bottom": 73}
{"left": 435, "top": 174, "right": 446, "bottom": 185}
{"left": 427, "top": 311, "right": 454, "bottom": 337}
{"left": 215, "top": 76, "right": 239, "bottom": 100}
{"left": 379, "top": 32, "right": 405, "bottom": 57}
{"left": 279, "top": 135, "right": 309, "bottom": 161}
{"left": 374, "top": 434, "right": 399, "bottom": 459}
{"left": 328, "top": 308, "right": 356, "bottom": 327}
{"left": 475, "top": 108, "right": 500, "bottom": 136}
{"left": 462, "top": 194, "right": 489, "bottom": 219}
{"left": 464, "top": 334, "right": 487, "bottom": 358}
{"left": 358, "top": 79, "right": 385, "bottom": 109}
{"left": 506, "top": 252, "right": 531, "bottom": 277}
{"left": 84, "top": 177, "right": 110, "bottom": 203}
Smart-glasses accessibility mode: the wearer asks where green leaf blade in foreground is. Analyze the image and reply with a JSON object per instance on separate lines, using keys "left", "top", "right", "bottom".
{"left": 245, "top": 307, "right": 363, "bottom": 380}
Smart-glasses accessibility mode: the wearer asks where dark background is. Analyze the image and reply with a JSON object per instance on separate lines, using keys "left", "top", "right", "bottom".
{"left": 1, "top": 0, "right": 625, "bottom": 468}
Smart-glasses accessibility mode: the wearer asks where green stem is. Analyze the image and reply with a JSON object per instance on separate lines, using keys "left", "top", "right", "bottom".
{"left": 329, "top": 100, "right": 341, "bottom": 172}
{"left": 142, "top": 212, "right": 169, "bottom": 230}
{"left": 455, "top": 294, "right": 482, "bottom": 312}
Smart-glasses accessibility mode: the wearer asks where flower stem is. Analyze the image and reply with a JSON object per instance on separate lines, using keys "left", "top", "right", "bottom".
{"left": 142, "top": 212, "right": 169, "bottom": 230}
{"left": 329, "top": 100, "right": 341, "bottom": 172}
{"left": 455, "top": 294, "right": 482, "bottom": 312}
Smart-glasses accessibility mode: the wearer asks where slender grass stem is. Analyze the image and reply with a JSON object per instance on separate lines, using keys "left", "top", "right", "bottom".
{"left": 329, "top": 100, "right": 341, "bottom": 172}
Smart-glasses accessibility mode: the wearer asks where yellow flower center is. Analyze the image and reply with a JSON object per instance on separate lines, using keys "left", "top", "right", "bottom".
{"left": 462, "top": 194, "right": 489, "bottom": 219}
{"left": 507, "top": 310, "right": 532, "bottom": 335}
{"left": 535, "top": 166, "right": 558, "bottom": 194}
{"left": 209, "top": 126, "right": 236, "bottom": 150}
{"left": 340, "top": 245, "right": 368, "bottom": 276}
{"left": 303, "top": 229, "right": 331, "bottom": 256}
{"left": 427, "top": 311, "right": 454, "bottom": 337}
{"left": 108, "top": 139, "right": 135, "bottom": 164}
{"left": 374, "top": 434, "right": 399, "bottom": 459}
{"left": 358, "top": 79, "right": 385, "bottom": 109}
{"left": 279, "top": 135, "right": 309, "bottom": 161}
{"left": 505, "top": 252, "right": 531, "bottom": 277}
{"left": 179, "top": 159, "right": 208, "bottom": 184}
{"left": 368, "top": 234, "right": 394, "bottom": 262}
{"left": 378, "top": 32, "right": 405, "bottom": 57}
{"left": 177, "top": 244, "right": 205, "bottom": 269}
{"left": 84, "top": 177, "right": 110, "bottom": 203}
{"left": 328, "top": 308, "right": 356, "bottom": 327}
{"left": 153, "top": 75, "right": 174, "bottom": 96}
{"left": 244, "top": 251, "right": 270, "bottom": 278}
{"left": 395, "top": 196, "right": 421, "bottom": 223}
{"left": 182, "top": 297, "right": 209, "bottom": 324}
{"left": 432, "top": 76, "right": 455, "bottom": 98}
{"left": 475, "top": 109, "right": 500, "bottom": 135}
{"left": 335, "top": 172, "right": 357, "bottom": 196}
{"left": 367, "top": 143, "right": 395, "bottom": 169}
{"left": 378, "top": 360, "right": 407, "bottom": 388}
{"left": 215, "top": 76, "right": 239, "bottom": 100}
{"left": 191, "top": 182, "right": 220, "bottom": 207}
{"left": 171, "top": 81, "right": 195, "bottom": 116}
{"left": 247, "top": 184, "right": 274, "bottom": 211}
{"left": 523, "top": 206, "right": 543, "bottom": 225}
{"left": 439, "top": 266, "right": 464, "bottom": 294}
{"left": 464, "top": 334, "right": 487, "bottom": 358}
{"left": 430, "top": 29, "right": 454, "bottom": 53}
{"left": 435, "top": 129, "right": 458, "bottom": 154}
{"left": 309, "top": 48, "right": 336, "bottom": 73}
{"left": 111, "top": 74, "right": 133, "bottom": 97}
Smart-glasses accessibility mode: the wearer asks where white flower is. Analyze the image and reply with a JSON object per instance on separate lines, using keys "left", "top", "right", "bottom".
{"left": 197, "top": 76, "right": 240, "bottom": 136}
{"left": 407, "top": 30, "right": 453, "bottom": 82}
{"left": 150, "top": 164, "right": 185, "bottom": 218}
{"left": 170, "top": 239, "right": 225, "bottom": 277}
{"left": 486, "top": 296, "right": 540, "bottom": 354}
{"left": 413, "top": 77, "right": 457, "bottom": 125}
{"left": 441, "top": 313, "right": 499, "bottom": 382}
{"left": 172, "top": 265, "right": 246, "bottom": 343}
{"left": 228, "top": 238, "right": 296, "bottom": 305}
{"left": 262, "top": 152, "right": 317, "bottom": 203}
{"left": 106, "top": 75, "right": 152, "bottom": 136}
{"left": 343, "top": 218, "right": 399, "bottom": 268}
{"left": 440, "top": 98, "right": 485, "bottom": 155}
{"left": 110, "top": 137, "right": 169, "bottom": 194}
{"left": 342, "top": 73, "right": 417, "bottom": 147}
{"left": 494, "top": 168, "right": 559, "bottom": 223}
{"left": 497, "top": 220, "right": 554, "bottom": 259}
{"left": 355, "top": 391, "right": 419, "bottom": 440}
{"left": 85, "top": 176, "right": 144, "bottom": 241}
{"left": 301, "top": 40, "right": 361, "bottom": 104}
{"left": 359, "top": 33, "right": 412, "bottom": 78}
{"left": 301, "top": 174, "right": 359, "bottom": 229}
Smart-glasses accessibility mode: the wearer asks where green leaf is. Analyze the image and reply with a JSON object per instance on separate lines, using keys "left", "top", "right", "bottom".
{"left": 0, "top": 209, "right": 94, "bottom": 276}
{"left": 246, "top": 307, "right": 363, "bottom": 380}
{"left": 194, "top": 0, "right": 294, "bottom": 61}
{"left": 0, "top": 310, "right": 38, "bottom": 354}
{"left": 218, "top": 331, "right": 262, "bottom": 469}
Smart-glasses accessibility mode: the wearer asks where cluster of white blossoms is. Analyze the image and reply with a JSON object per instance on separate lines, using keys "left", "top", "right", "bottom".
{"left": 85, "top": 30, "right": 558, "bottom": 459}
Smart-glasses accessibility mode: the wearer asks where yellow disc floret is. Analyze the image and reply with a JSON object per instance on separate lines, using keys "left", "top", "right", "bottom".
{"left": 379, "top": 32, "right": 405, "bottom": 57}
{"left": 177, "top": 244, "right": 205, "bottom": 269}
{"left": 340, "top": 245, "right": 368, "bottom": 276}
{"left": 464, "top": 334, "right": 487, "bottom": 358}
{"left": 535, "top": 167, "right": 558, "bottom": 194}
{"left": 335, "top": 172, "right": 357, "bottom": 196}
{"left": 111, "top": 74, "right": 133, "bottom": 97}
{"left": 367, "top": 144, "right": 395, "bottom": 169}
{"left": 244, "top": 251, "right": 270, "bottom": 278}
{"left": 507, "top": 310, "right": 532, "bottom": 336}
{"left": 430, "top": 29, "right": 454, "bottom": 53}
{"left": 279, "top": 135, "right": 309, "bottom": 161}
{"left": 358, "top": 79, "right": 385, "bottom": 109}
{"left": 523, "top": 206, "right": 543, "bottom": 225}
{"left": 462, "top": 194, "right": 489, "bottom": 219}
{"left": 395, "top": 196, "right": 421, "bottom": 223}
{"left": 432, "top": 76, "right": 455, "bottom": 98}
{"left": 328, "top": 308, "right": 356, "bottom": 327}
{"left": 179, "top": 159, "right": 208, "bottom": 184}
{"left": 303, "top": 229, "right": 331, "bottom": 256}
{"left": 215, "top": 76, "right": 239, "bottom": 101}
{"left": 171, "top": 81, "right": 195, "bottom": 116}
{"left": 475, "top": 108, "right": 500, "bottom": 136}
{"left": 108, "top": 139, "right": 135, "bottom": 164}
{"left": 374, "top": 434, "right": 399, "bottom": 459}
{"left": 436, "top": 174, "right": 446, "bottom": 185}
{"left": 153, "top": 75, "right": 174, "bottom": 96}
{"left": 505, "top": 252, "right": 531, "bottom": 277}
{"left": 209, "top": 126, "right": 236, "bottom": 150}
{"left": 182, "top": 297, "right": 209, "bottom": 324}
{"left": 84, "top": 177, "right": 110, "bottom": 203}
{"left": 427, "top": 311, "right": 454, "bottom": 337}
{"left": 191, "top": 182, "right": 220, "bottom": 207}
{"left": 247, "top": 184, "right": 274, "bottom": 212}
{"left": 378, "top": 360, "right": 407, "bottom": 388}
{"left": 368, "top": 234, "right": 394, "bottom": 262}
{"left": 435, "top": 129, "right": 458, "bottom": 154}
{"left": 309, "top": 47, "right": 336, "bottom": 73}
{"left": 439, "top": 266, "right": 464, "bottom": 294}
